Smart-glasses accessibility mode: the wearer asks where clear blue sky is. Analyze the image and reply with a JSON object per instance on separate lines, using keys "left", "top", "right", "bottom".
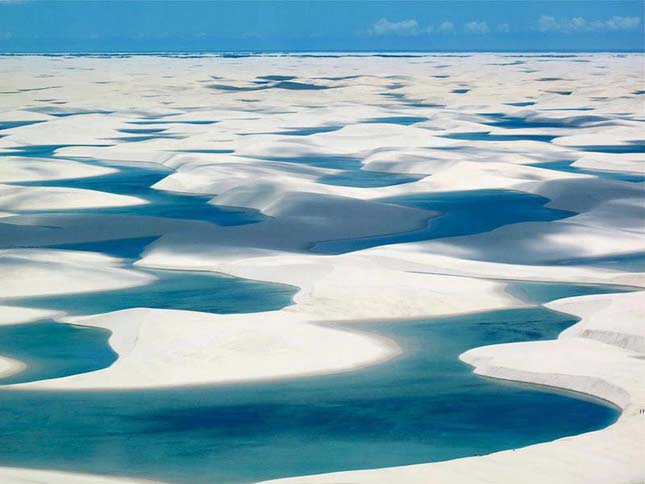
{"left": 0, "top": 1, "right": 643, "bottom": 53}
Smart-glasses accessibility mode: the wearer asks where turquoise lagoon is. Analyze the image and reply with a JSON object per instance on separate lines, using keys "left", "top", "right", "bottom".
{"left": 314, "top": 189, "right": 575, "bottom": 254}
{"left": 0, "top": 291, "right": 622, "bottom": 484}
{"left": 0, "top": 149, "right": 631, "bottom": 483}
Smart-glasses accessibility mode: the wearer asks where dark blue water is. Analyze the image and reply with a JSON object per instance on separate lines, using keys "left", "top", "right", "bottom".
{"left": 209, "top": 81, "right": 331, "bottom": 92}
{"left": 575, "top": 143, "right": 645, "bottom": 154}
{"left": 506, "top": 280, "right": 636, "bottom": 305}
{"left": 117, "top": 128, "right": 168, "bottom": 134}
{"left": 440, "top": 131, "right": 556, "bottom": 143}
{"left": 485, "top": 113, "right": 602, "bottom": 129}
{"left": 15, "top": 162, "right": 265, "bottom": 225}
{"left": 46, "top": 111, "right": 115, "bottom": 118}
{"left": 319, "top": 170, "right": 423, "bottom": 188}
{"left": 126, "top": 120, "right": 217, "bottom": 125}
{"left": 277, "top": 126, "right": 342, "bottom": 136}
{"left": 50, "top": 236, "right": 160, "bottom": 259}
{"left": 406, "top": 102, "right": 445, "bottom": 108}
{"left": 383, "top": 91, "right": 406, "bottom": 100}
{"left": 0, "top": 120, "right": 46, "bottom": 131}
{"left": 363, "top": 116, "right": 428, "bottom": 125}
{"left": 270, "top": 81, "right": 332, "bottom": 90}
{"left": 533, "top": 160, "right": 644, "bottom": 183}
{"left": 314, "top": 189, "right": 575, "bottom": 254}
{"left": 259, "top": 155, "right": 362, "bottom": 170}
{"left": 253, "top": 155, "right": 424, "bottom": 188}
{"left": 173, "top": 149, "right": 234, "bottom": 154}
{"left": 542, "top": 107, "right": 594, "bottom": 111}
{"left": 556, "top": 252, "right": 645, "bottom": 271}
{"left": 504, "top": 101, "right": 536, "bottom": 107}
{"left": 257, "top": 75, "right": 296, "bottom": 81}
{"left": 109, "top": 134, "right": 182, "bottom": 142}
{"left": 0, "top": 302, "right": 619, "bottom": 484}
{"left": 0, "top": 144, "right": 109, "bottom": 158}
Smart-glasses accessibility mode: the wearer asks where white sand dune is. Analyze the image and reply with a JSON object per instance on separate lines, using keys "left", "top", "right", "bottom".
{"left": 0, "top": 157, "right": 115, "bottom": 183}
{"left": 0, "top": 249, "right": 154, "bottom": 298}
{"left": 0, "top": 467, "right": 160, "bottom": 484}
{"left": 0, "top": 355, "right": 25, "bottom": 379}
{"left": 12, "top": 308, "right": 398, "bottom": 390}
{"left": 360, "top": 247, "right": 645, "bottom": 287}
{"left": 0, "top": 52, "right": 643, "bottom": 484}
{"left": 0, "top": 305, "right": 62, "bottom": 326}
{"left": 0, "top": 184, "right": 147, "bottom": 212}
{"left": 420, "top": 220, "right": 645, "bottom": 264}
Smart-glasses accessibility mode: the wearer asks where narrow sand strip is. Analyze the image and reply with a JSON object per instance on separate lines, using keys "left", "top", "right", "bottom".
{"left": 0, "top": 467, "right": 161, "bottom": 484}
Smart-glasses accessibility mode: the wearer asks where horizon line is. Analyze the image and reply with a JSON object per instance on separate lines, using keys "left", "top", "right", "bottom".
{"left": 0, "top": 49, "right": 643, "bottom": 55}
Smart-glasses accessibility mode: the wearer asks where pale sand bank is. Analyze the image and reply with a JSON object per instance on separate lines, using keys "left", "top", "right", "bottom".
{"left": 0, "top": 467, "right": 161, "bottom": 484}
{"left": 0, "top": 184, "right": 147, "bottom": 212}
{"left": 0, "top": 355, "right": 25, "bottom": 379}
{"left": 9, "top": 308, "right": 399, "bottom": 390}
{"left": 0, "top": 305, "right": 62, "bottom": 326}
{"left": 0, "top": 249, "right": 154, "bottom": 298}
{"left": 0, "top": 157, "right": 116, "bottom": 183}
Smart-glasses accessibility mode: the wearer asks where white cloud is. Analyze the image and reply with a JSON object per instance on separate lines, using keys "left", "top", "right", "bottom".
{"left": 464, "top": 21, "right": 490, "bottom": 34}
{"left": 368, "top": 17, "right": 511, "bottom": 37}
{"left": 436, "top": 21, "right": 456, "bottom": 34}
{"left": 537, "top": 15, "right": 641, "bottom": 33}
{"left": 370, "top": 18, "right": 420, "bottom": 36}
{"left": 604, "top": 16, "right": 642, "bottom": 30}
{"left": 537, "top": 15, "right": 559, "bottom": 31}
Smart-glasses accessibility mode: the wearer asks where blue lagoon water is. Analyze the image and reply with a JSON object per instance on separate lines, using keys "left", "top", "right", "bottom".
{"left": 533, "top": 160, "right": 645, "bottom": 184}
{"left": 1, "top": 144, "right": 110, "bottom": 158}
{"left": 0, "top": 120, "right": 46, "bottom": 131}
{"left": 576, "top": 143, "right": 645, "bottom": 154}
{"left": 276, "top": 126, "right": 342, "bottom": 136}
{"left": 0, "top": 322, "right": 116, "bottom": 385}
{"left": 319, "top": 170, "right": 423, "bottom": 188}
{"left": 440, "top": 131, "right": 556, "bottom": 142}
{"left": 16, "top": 161, "right": 265, "bottom": 225}
{"left": 257, "top": 154, "right": 424, "bottom": 188}
{"left": 556, "top": 252, "right": 645, "bottom": 272}
{"left": 363, "top": 116, "right": 428, "bottom": 125}
{"left": 506, "top": 280, "right": 636, "bottom": 305}
{"left": 314, "top": 189, "right": 575, "bottom": 254}
{"left": 0, "top": 300, "right": 620, "bottom": 484}
{"left": 1, "top": 267, "right": 297, "bottom": 317}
